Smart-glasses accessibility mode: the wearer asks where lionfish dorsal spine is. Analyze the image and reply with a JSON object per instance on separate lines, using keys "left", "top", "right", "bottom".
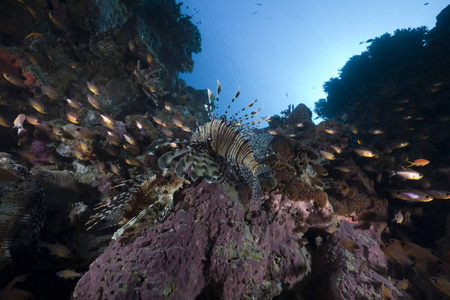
{"left": 223, "top": 86, "right": 241, "bottom": 117}
{"left": 240, "top": 115, "right": 270, "bottom": 131}
{"left": 207, "top": 88, "right": 217, "bottom": 119}
{"left": 229, "top": 98, "right": 258, "bottom": 121}
{"left": 217, "top": 79, "right": 221, "bottom": 95}
{"left": 204, "top": 104, "right": 213, "bottom": 120}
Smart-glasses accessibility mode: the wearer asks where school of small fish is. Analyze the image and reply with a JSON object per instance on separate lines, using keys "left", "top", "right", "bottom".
{"left": 265, "top": 99, "right": 450, "bottom": 298}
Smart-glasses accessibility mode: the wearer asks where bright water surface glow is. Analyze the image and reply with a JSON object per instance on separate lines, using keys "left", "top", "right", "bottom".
{"left": 177, "top": 1, "right": 449, "bottom": 124}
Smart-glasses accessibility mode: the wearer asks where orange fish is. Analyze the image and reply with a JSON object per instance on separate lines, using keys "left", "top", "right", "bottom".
{"left": 319, "top": 150, "right": 335, "bottom": 160}
{"left": 406, "top": 158, "right": 429, "bottom": 167}
{"left": 106, "top": 131, "right": 121, "bottom": 146}
{"left": 430, "top": 275, "right": 450, "bottom": 296}
{"left": 3, "top": 73, "right": 27, "bottom": 88}
{"left": 28, "top": 98, "right": 48, "bottom": 114}
{"left": 79, "top": 140, "right": 91, "bottom": 153}
{"left": 22, "top": 3, "right": 39, "bottom": 18}
{"left": 87, "top": 94, "right": 102, "bottom": 110}
{"left": 40, "top": 85, "right": 59, "bottom": 99}
{"left": 78, "top": 127, "right": 95, "bottom": 140}
{"left": 66, "top": 98, "right": 84, "bottom": 109}
{"left": 98, "top": 162, "right": 107, "bottom": 174}
{"left": 25, "top": 115, "right": 41, "bottom": 125}
{"left": 24, "top": 32, "right": 43, "bottom": 39}
{"left": 381, "top": 283, "right": 393, "bottom": 299}
{"left": 86, "top": 81, "right": 101, "bottom": 95}
{"left": 52, "top": 126, "right": 63, "bottom": 135}
{"left": 125, "top": 157, "right": 142, "bottom": 167}
{"left": 339, "top": 238, "right": 360, "bottom": 251}
{"left": 73, "top": 149, "right": 86, "bottom": 160}
{"left": 123, "top": 144, "right": 140, "bottom": 155}
{"left": 38, "top": 241, "right": 73, "bottom": 258}
{"left": 48, "top": 11, "right": 67, "bottom": 31}
{"left": 0, "top": 115, "right": 12, "bottom": 127}
{"left": 56, "top": 269, "right": 83, "bottom": 280}
{"left": 109, "top": 163, "right": 121, "bottom": 175}
{"left": 67, "top": 112, "right": 81, "bottom": 124}
{"left": 13, "top": 114, "right": 27, "bottom": 137}
{"left": 100, "top": 114, "right": 116, "bottom": 129}
{"left": 152, "top": 116, "right": 167, "bottom": 127}
{"left": 123, "top": 133, "right": 136, "bottom": 145}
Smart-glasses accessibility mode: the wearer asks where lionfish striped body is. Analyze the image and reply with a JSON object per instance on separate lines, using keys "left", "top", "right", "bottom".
{"left": 147, "top": 81, "right": 272, "bottom": 199}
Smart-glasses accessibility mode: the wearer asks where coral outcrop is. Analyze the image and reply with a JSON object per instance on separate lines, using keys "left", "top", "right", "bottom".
{"left": 74, "top": 181, "right": 333, "bottom": 299}
{"left": 309, "top": 221, "right": 410, "bottom": 300}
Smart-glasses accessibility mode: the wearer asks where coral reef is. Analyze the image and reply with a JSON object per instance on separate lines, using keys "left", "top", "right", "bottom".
{"left": 1, "top": 1, "right": 450, "bottom": 299}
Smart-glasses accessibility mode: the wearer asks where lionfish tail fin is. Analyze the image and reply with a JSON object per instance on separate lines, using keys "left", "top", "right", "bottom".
{"left": 252, "top": 164, "right": 272, "bottom": 200}
{"left": 241, "top": 164, "right": 270, "bottom": 200}
{"left": 251, "top": 174, "right": 264, "bottom": 200}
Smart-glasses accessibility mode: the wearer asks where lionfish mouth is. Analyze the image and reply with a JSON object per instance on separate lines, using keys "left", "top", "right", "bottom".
{"left": 147, "top": 80, "right": 273, "bottom": 199}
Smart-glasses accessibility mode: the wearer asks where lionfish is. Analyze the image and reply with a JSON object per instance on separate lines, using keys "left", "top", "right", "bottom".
{"left": 86, "top": 81, "right": 272, "bottom": 237}
{"left": 147, "top": 80, "right": 273, "bottom": 199}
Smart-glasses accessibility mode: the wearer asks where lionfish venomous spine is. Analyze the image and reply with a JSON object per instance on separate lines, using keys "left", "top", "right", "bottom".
{"left": 147, "top": 80, "right": 272, "bottom": 199}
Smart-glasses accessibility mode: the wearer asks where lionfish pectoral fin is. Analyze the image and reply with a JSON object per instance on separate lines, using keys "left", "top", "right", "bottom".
{"left": 189, "top": 153, "right": 221, "bottom": 182}
{"left": 158, "top": 147, "right": 191, "bottom": 170}
{"left": 201, "top": 160, "right": 222, "bottom": 182}
{"left": 175, "top": 154, "right": 194, "bottom": 179}
{"left": 112, "top": 203, "right": 155, "bottom": 240}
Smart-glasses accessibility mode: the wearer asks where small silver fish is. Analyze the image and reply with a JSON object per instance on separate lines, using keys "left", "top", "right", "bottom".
{"left": 390, "top": 170, "right": 423, "bottom": 180}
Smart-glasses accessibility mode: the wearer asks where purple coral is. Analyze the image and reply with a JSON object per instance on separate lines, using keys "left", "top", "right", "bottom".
{"left": 311, "top": 221, "right": 412, "bottom": 300}
{"left": 74, "top": 182, "right": 333, "bottom": 299}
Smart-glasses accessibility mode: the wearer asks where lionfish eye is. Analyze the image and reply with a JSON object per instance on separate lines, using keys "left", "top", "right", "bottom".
{"left": 164, "top": 174, "right": 172, "bottom": 180}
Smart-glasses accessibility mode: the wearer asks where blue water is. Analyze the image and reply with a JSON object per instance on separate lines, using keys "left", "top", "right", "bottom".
{"left": 177, "top": 0, "right": 449, "bottom": 124}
